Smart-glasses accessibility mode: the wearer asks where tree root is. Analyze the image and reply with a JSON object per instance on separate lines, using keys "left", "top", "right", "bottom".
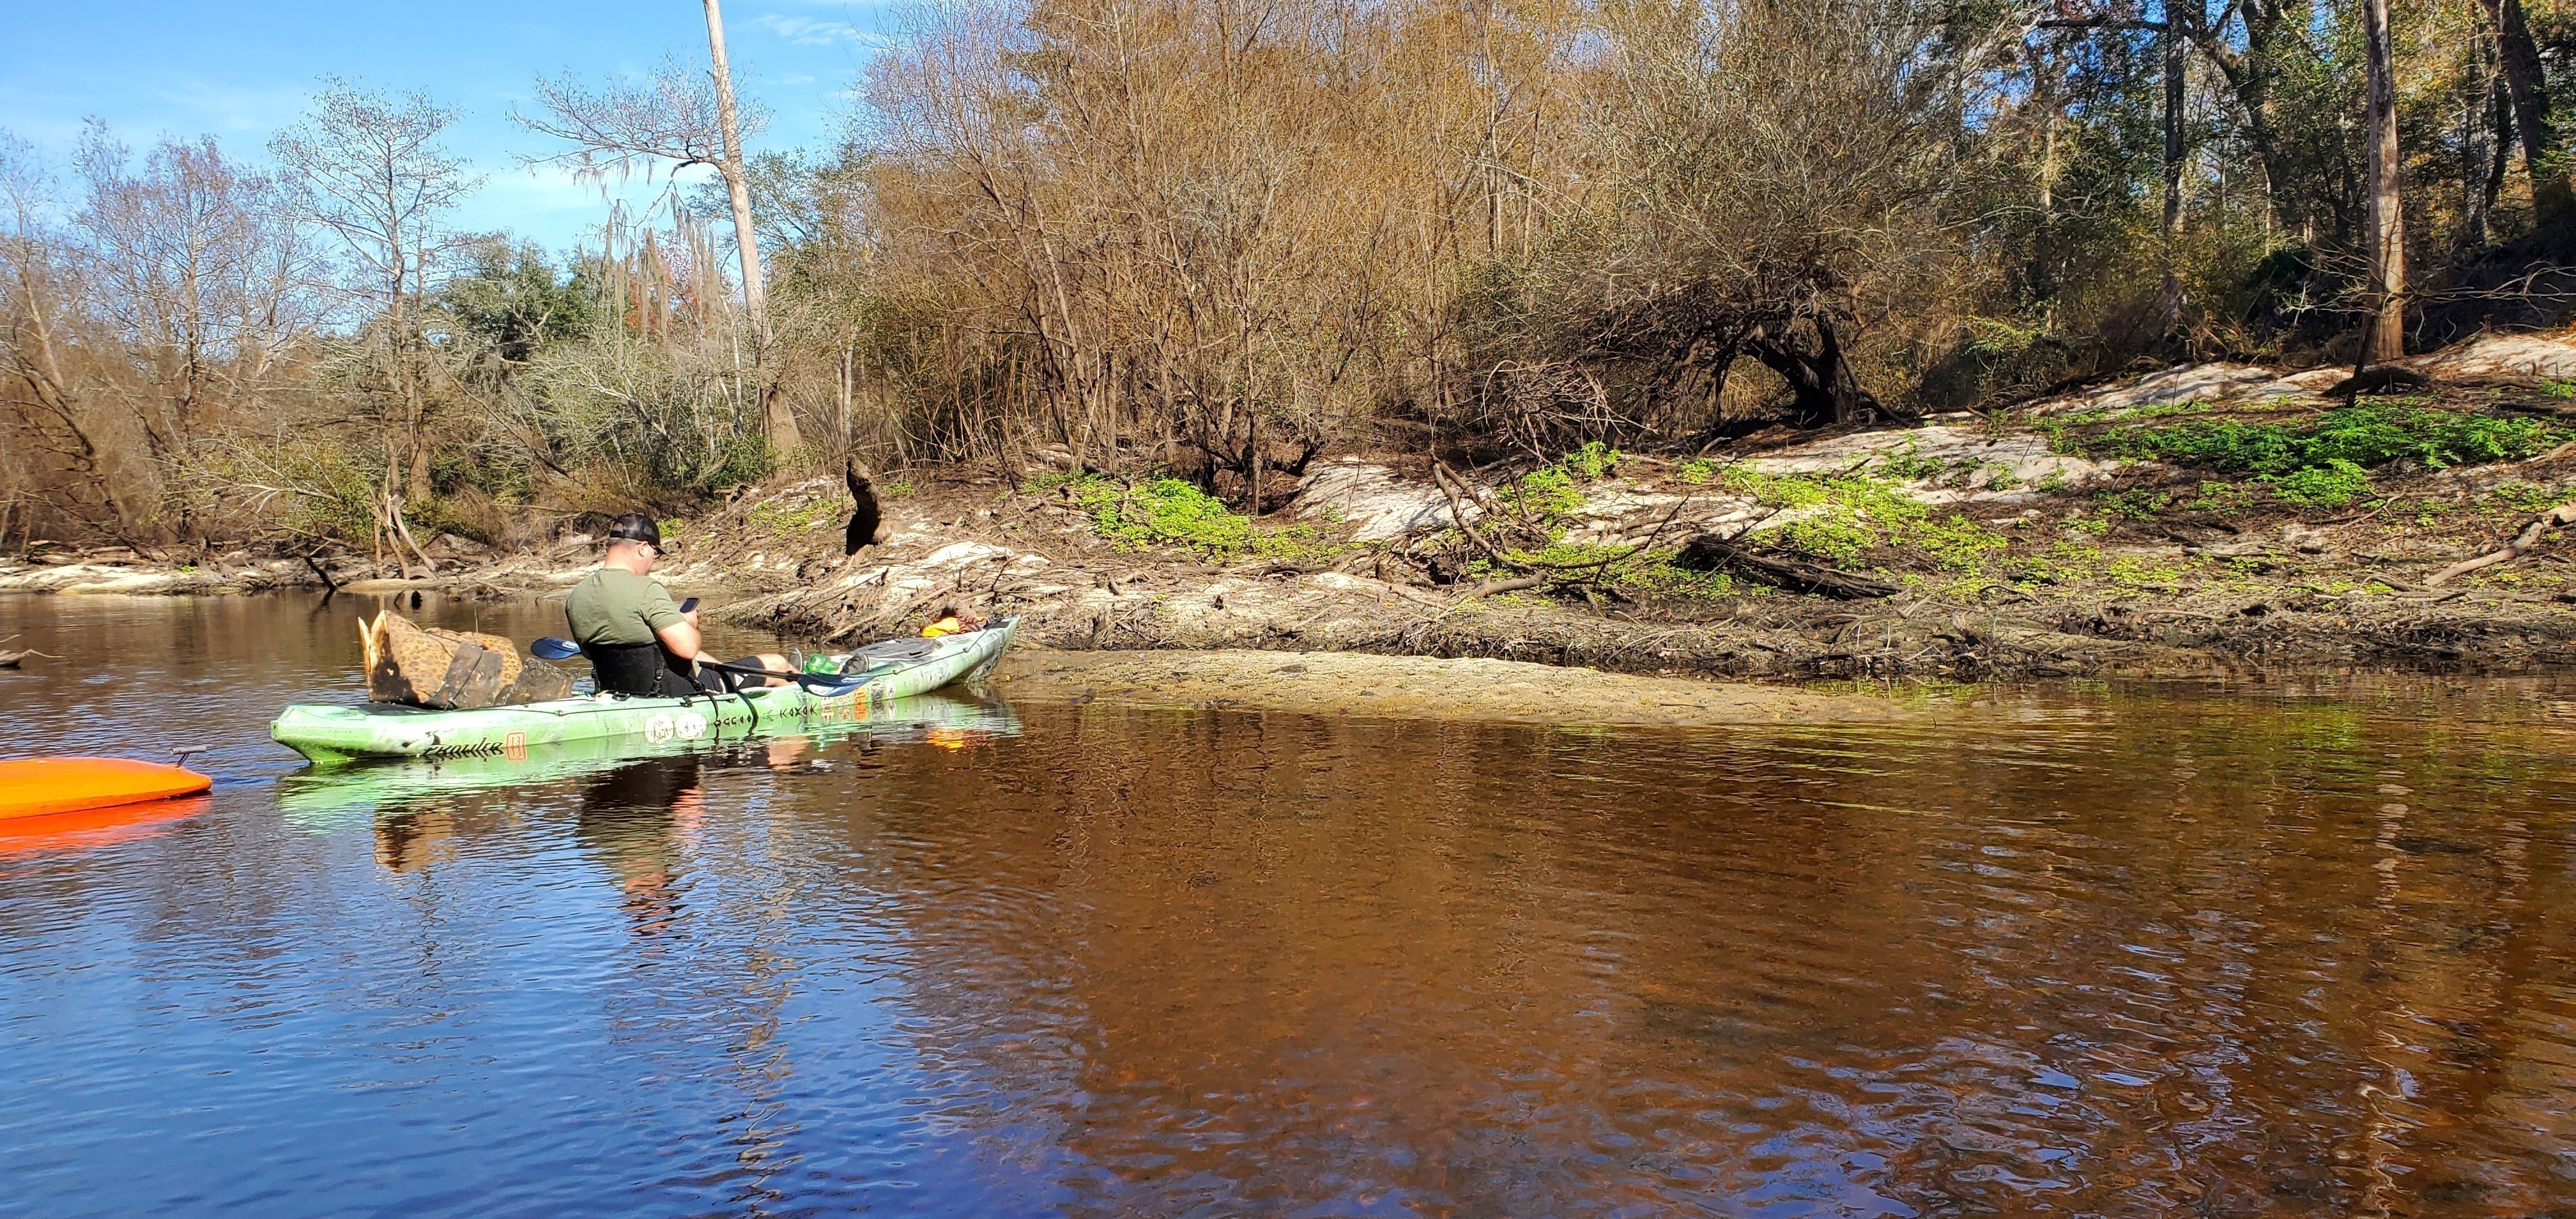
{"left": 1672, "top": 534, "right": 1898, "bottom": 599}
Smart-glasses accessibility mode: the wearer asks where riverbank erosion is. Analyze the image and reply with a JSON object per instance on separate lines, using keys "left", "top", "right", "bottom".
{"left": 12, "top": 330, "right": 2576, "bottom": 681}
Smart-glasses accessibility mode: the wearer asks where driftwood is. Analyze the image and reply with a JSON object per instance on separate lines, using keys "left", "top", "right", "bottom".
{"left": 1429, "top": 461, "right": 1695, "bottom": 599}
{"left": 845, "top": 460, "right": 893, "bottom": 555}
{"left": 2426, "top": 503, "right": 2576, "bottom": 586}
{"left": 303, "top": 551, "right": 341, "bottom": 592}
{"left": 1673, "top": 534, "right": 1899, "bottom": 599}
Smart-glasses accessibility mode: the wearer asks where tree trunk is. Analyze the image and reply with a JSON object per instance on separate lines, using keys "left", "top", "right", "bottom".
{"left": 701, "top": 0, "right": 801, "bottom": 457}
{"left": 1746, "top": 317, "right": 1882, "bottom": 430}
{"left": 2159, "top": 13, "right": 2188, "bottom": 338}
{"left": 2485, "top": 80, "right": 2515, "bottom": 234}
{"left": 2488, "top": 0, "right": 2575, "bottom": 229}
{"left": 2359, "top": 0, "right": 2407, "bottom": 365}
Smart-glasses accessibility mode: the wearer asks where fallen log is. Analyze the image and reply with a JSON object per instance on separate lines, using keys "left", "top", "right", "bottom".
{"left": 1673, "top": 535, "right": 1898, "bottom": 599}
{"left": 2425, "top": 503, "right": 2576, "bottom": 586}
{"left": 2324, "top": 364, "right": 2434, "bottom": 398}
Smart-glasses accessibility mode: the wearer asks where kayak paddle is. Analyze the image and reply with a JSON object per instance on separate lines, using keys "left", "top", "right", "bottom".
{"left": 527, "top": 637, "right": 862, "bottom": 696}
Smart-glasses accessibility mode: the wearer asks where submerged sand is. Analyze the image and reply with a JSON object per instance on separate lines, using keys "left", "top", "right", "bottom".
{"left": 988, "top": 647, "right": 1912, "bottom": 726}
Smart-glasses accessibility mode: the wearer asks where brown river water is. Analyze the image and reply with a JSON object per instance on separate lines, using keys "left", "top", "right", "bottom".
{"left": 3, "top": 592, "right": 2575, "bottom": 1216}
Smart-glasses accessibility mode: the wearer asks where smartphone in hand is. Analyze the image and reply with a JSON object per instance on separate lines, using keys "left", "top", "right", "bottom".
{"left": 679, "top": 597, "right": 700, "bottom": 614}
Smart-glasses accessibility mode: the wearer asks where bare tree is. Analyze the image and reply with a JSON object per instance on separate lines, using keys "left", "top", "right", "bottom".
{"left": 270, "top": 78, "right": 480, "bottom": 502}
{"left": 0, "top": 133, "right": 144, "bottom": 538}
{"left": 1487, "top": 0, "right": 1997, "bottom": 432}
{"left": 515, "top": 14, "right": 801, "bottom": 457}
{"left": 74, "top": 125, "right": 321, "bottom": 472}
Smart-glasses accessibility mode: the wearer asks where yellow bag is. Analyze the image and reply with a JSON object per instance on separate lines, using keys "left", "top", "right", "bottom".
{"left": 361, "top": 611, "right": 572, "bottom": 709}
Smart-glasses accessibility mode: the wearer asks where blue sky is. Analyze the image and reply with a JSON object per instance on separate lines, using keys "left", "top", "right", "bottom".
{"left": 0, "top": 0, "right": 896, "bottom": 251}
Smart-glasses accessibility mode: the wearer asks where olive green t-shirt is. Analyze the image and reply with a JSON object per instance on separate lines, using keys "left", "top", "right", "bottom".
{"left": 564, "top": 569, "right": 686, "bottom": 647}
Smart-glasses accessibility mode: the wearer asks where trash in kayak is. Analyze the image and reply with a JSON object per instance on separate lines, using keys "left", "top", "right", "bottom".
{"left": 0, "top": 757, "right": 214, "bottom": 820}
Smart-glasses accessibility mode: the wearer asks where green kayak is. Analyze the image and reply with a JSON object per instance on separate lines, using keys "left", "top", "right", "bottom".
{"left": 275, "top": 690, "right": 1023, "bottom": 827}
{"left": 272, "top": 618, "right": 1019, "bottom": 766}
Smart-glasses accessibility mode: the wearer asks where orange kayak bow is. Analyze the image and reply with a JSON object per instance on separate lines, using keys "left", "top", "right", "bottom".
{"left": 0, "top": 757, "right": 213, "bottom": 820}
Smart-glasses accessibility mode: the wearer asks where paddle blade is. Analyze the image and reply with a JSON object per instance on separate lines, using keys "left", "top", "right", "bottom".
{"left": 530, "top": 637, "right": 582, "bottom": 661}
{"left": 796, "top": 673, "right": 864, "bottom": 698}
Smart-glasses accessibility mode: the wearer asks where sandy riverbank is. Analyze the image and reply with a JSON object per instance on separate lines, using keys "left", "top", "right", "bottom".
{"left": 987, "top": 648, "right": 1915, "bottom": 726}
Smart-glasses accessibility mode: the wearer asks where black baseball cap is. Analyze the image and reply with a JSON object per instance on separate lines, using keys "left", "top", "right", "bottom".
{"left": 606, "top": 513, "right": 662, "bottom": 547}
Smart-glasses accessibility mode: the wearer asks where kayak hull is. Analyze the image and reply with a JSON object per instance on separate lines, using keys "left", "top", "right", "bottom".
{"left": 272, "top": 619, "right": 1018, "bottom": 765}
{"left": 275, "top": 691, "right": 1022, "bottom": 828}
{"left": 0, "top": 758, "right": 214, "bottom": 820}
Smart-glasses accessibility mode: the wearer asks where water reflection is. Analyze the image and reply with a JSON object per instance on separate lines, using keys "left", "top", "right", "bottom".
{"left": 571, "top": 754, "right": 707, "bottom": 929}
{"left": 0, "top": 794, "right": 210, "bottom": 862}
{"left": 6, "top": 594, "right": 2576, "bottom": 1215}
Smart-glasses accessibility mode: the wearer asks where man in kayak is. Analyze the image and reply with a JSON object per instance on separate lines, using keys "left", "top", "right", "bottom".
{"left": 564, "top": 514, "right": 793, "bottom": 697}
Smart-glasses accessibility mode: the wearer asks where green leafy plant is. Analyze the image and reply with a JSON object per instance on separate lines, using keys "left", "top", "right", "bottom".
{"left": 2094, "top": 488, "right": 2172, "bottom": 521}
{"left": 1512, "top": 465, "right": 1586, "bottom": 519}
{"left": 1877, "top": 442, "right": 1950, "bottom": 482}
{"left": 749, "top": 496, "right": 843, "bottom": 532}
{"left": 2076, "top": 404, "right": 2559, "bottom": 475}
{"left": 2187, "top": 480, "right": 2257, "bottom": 516}
{"left": 1563, "top": 440, "right": 1621, "bottom": 480}
{"left": 1062, "top": 475, "right": 1346, "bottom": 560}
{"left": 1082, "top": 477, "right": 1255, "bottom": 552}
{"left": 2492, "top": 480, "right": 2572, "bottom": 514}
{"left": 1723, "top": 468, "right": 2009, "bottom": 572}
{"left": 2271, "top": 459, "right": 2372, "bottom": 508}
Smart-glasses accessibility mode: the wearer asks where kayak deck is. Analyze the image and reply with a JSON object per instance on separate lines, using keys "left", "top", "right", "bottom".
{"left": 0, "top": 758, "right": 213, "bottom": 820}
{"left": 272, "top": 618, "right": 1017, "bottom": 765}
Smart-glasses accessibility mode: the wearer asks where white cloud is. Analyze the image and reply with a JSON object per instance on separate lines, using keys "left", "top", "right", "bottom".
{"left": 753, "top": 13, "right": 863, "bottom": 45}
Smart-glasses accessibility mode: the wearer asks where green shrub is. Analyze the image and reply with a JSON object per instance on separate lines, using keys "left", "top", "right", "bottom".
{"left": 699, "top": 433, "right": 776, "bottom": 492}
{"left": 1062, "top": 475, "right": 1346, "bottom": 560}
{"left": 1723, "top": 468, "right": 2009, "bottom": 572}
{"left": 749, "top": 495, "right": 843, "bottom": 532}
{"left": 1085, "top": 478, "right": 1255, "bottom": 552}
{"left": 1512, "top": 465, "right": 1586, "bottom": 519}
{"left": 2492, "top": 480, "right": 2573, "bottom": 513}
{"left": 1563, "top": 440, "right": 1621, "bottom": 480}
{"left": 1876, "top": 441, "right": 1950, "bottom": 482}
{"left": 1625, "top": 552, "right": 1735, "bottom": 597}
{"left": 2061, "top": 404, "right": 2554, "bottom": 512}
{"left": 2095, "top": 488, "right": 2172, "bottom": 521}
{"left": 2086, "top": 404, "right": 2558, "bottom": 475}
{"left": 2272, "top": 459, "right": 2373, "bottom": 508}
{"left": 1499, "top": 443, "right": 1625, "bottom": 521}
